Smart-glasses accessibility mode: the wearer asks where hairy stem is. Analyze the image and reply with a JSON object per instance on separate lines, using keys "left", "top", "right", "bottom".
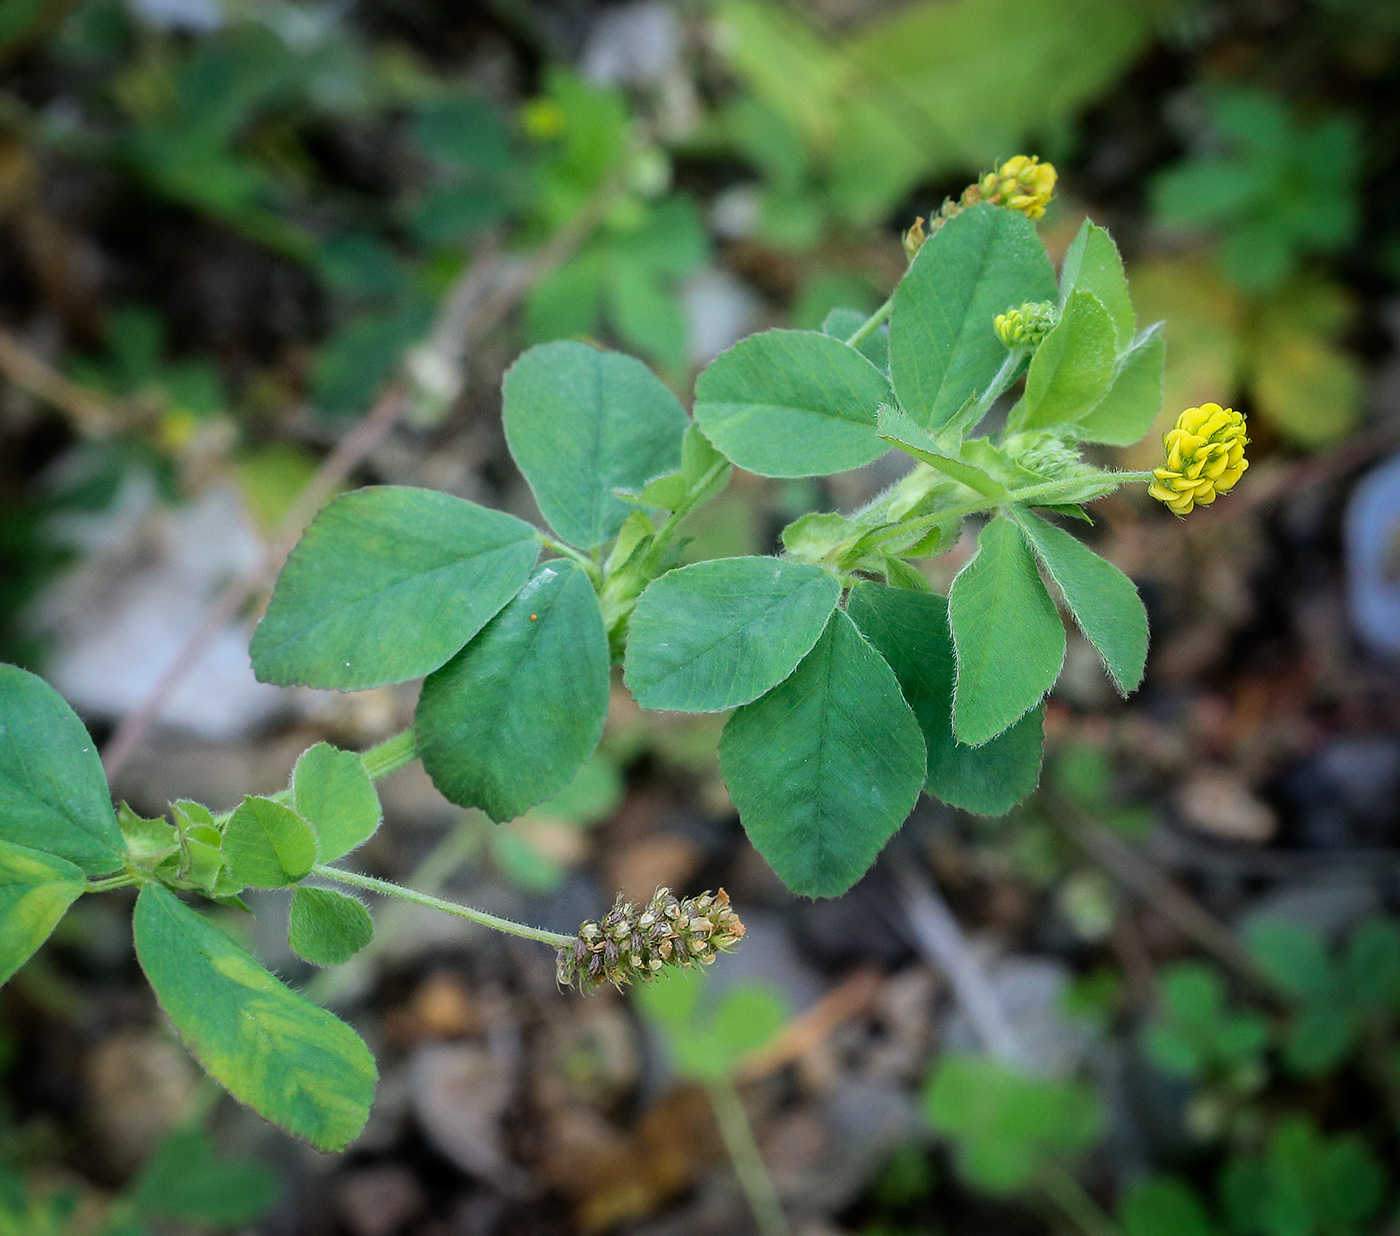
{"left": 361, "top": 729, "right": 418, "bottom": 782}
{"left": 860, "top": 472, "right": 1154, "bottom": 553}
{"left": 86, "top": 874, "right": 139, "bottom": 894}
{"left": 705, "top": 1076, "right": 792, "bottom": 1236}
{"left": 541, "top": 535, "right": 603, "bottom": 585}
{"left": 312, "top": 864, "right": 574, "bottom": 948}
{"left": 844, "top": 296, "right": 894, "bottom": 349}
{"left": 964, "top": 347, "right": 1028, "bottom": 432}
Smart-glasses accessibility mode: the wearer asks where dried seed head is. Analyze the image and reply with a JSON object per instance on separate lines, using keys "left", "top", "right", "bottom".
{"left": 554, "top": 886, "right": 748, "bottom": 993}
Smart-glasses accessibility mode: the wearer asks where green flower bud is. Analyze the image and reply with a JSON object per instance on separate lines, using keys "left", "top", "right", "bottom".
{"left": 994, "top": 301, "right": 1059, "bottom": 349}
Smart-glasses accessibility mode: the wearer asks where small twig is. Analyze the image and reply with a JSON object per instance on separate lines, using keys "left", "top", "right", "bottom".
{"left": 704, "top": 1075, "right": 793, "bottom": 1236}
{"left": 735, "top": 967, "right": 882, "bottom": 1082}
{"left": 0, "top": 326, "right": 124, "bottom": 437}
{"left": 890, "top": 858, "right": 1024, "bottom": 1066}
{"left": 312, "top": 863, "right": 573, "bottom": 948}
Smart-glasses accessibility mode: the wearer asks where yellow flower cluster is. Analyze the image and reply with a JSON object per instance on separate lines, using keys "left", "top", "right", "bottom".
{"left": 1148, "top": 403, "right": 1250, "bottom": 516}
{"left": 904, "top": 156, "right": 1058, "bottom": 259}
{"left": 977, "top": 155, "right": 1058, "bottom": 221}
{"left": 994, "top": 301, "right": 1058, "bottom": 349}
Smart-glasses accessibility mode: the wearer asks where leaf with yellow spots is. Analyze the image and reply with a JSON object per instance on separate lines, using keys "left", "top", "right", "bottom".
{"left": 134, "top": 886, "right": 376, "bottom": 1151}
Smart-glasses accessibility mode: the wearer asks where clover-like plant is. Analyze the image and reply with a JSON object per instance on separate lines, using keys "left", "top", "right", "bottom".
{"left": 0, "top": 157, "right": 1246, "bottom": 1153}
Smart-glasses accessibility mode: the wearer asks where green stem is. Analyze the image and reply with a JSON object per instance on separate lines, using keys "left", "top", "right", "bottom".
{"left": 312, "top": 863, "right": 574, "bottom": 948}
{"left": 307, "top": 814, "right": 488, "bottom": 1006}
{"left": 640, "top": 460, "right": 730, "bottom": 573}
{"left": 600, "top": 457, "right": 732, "bottom": 636}
{"left": 361, "top": 728, "right": 417, "bottom": 782}
{"left": 860, "top": 472, "right": 1153, "bottom": 553}
{"left": 705, "top": 1076, "right": 792, "bottom": 1236}
{"left": 844, "top": 295, "right": 894, "bottom": 348}
{"left": 541, "top": 535, "right": 603, "bottom": 585}
{"left": 87, "top": 874, "right": 138, "bottom": 893}
{"left": 964, "top": 347, "right": 1028, "bottom": 431}
{"left": 1039, "top": 1166, "right": 1122, "bottom": 1236}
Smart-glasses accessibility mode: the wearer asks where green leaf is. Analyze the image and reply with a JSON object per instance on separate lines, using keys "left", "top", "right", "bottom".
{"left": 0, "top": 840, "right": 86, "bottom": 984}
{"left": 291, "top": 743, "right": 382, "bottom": 863}
{"left": 1013, "top": 511, "right": 1147, "bottom": 694}
{"left": 223, "top": 796, "right": 317, "bottom": 888}
{"left": 822, "top": 306, "right": 889, "bottom": 371}
{"left": 416, "top": 563, "right": 610, "bottom": 822}
{"left": 0, "top": 665, "right": 121, "bottom": 875}
{"left": 674, "top": 984, "right": 788, "bottom": 1080}
{"left": 693, "top": 329, "right": 891, "bottom": 478}
{"left": 288, "top": 887, "right": 374, "bottom": 967}
{"left": 1345, "top": 917, "right": 1400, "bottom": 1013}
{"left": 133, "top": 887, "right": 376, "bottom": 1151}
{"left": 503, "top": 341, "right": 688, "bottom": 549}
{"left": 624, "top": 557, "right": 840, "bottom": 712}
{"left": 635, "top": 969, "right": 788, "bottom": 1081}
{"left": 1245, "top": 918, "right": 1335, "bottom": 1001}
{"left": 889, "top": 204, "right": 1057, "bottom": 430}
{"left": 847, "top": 585, "right": 1042, "bottom": 816}
{"left": 1283, "top": 1004, "right": 1354, "bottom": 1077}
{"left": 1060, "top": 220, "right": 1134, "bottom": 351}
{"left": 719, "top": 611, "right": 925, "bottom": 897}
{"left": 251, "top": 487, "right": 540, "bottom": 690}
{"left": 1013, "top": 289, "right": 1118, "bottom": 431}
{"left": 1122, "top": 1177, "right": 1216, "bottom": 1236}
{"left": 133, "top": 1129, "right": 280, "bottom": 1226}
{"left": 949, "top": 517, "right": 1064, "bottom": 746}
{"left": 1075, "top": 324, "right": 1165, "bottom": 446}
{"left": 876, "top": 404, "right": 1005, "bottom": 496}
{"left": 922, "top": 1053, "right": 1103, "bottom": 1193}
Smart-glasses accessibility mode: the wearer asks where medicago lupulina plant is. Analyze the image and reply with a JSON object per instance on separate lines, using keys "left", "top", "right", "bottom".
{"left": 0, "top": 157, "right": 1248, "bottom": 1151}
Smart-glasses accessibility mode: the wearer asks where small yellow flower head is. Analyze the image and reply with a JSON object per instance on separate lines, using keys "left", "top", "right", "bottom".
{"left": 977, "top": 155, "right": 1058, "bottom": 220}
{"left": 994, "top": 301, "right": 1059, "bottom": 349}
{"left": 1148, "top": 403, "right": 1250, "bottom": 517}
{"left": 556, "top": 887, "right": 746, "bottom": 993}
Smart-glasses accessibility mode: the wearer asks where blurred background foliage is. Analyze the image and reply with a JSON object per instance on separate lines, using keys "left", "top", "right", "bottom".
{"left": 2, "top": 0, "right": 1400, "bottom": 1233}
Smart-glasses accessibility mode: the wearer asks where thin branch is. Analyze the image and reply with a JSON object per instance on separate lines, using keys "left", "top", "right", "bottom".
{"left": 890, "top": 858, "right": 1025, "bottom": 1066}
{"left": 704, "top": 1075, "right": 793, "bottom": 1236}
{"left": 0, "top": 326, "right": 125, "bottom": 437}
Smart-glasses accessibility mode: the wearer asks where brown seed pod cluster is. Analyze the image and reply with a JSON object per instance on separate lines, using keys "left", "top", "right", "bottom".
{"left": 555, "top": 887, "right": 746, "bottom": 993}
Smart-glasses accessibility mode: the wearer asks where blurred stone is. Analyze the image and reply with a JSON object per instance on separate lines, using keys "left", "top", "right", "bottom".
{"left": 605, "top": 833, "right": 704, "bottom": 906}
{"left": 682, "top": 268, "right": 763, "bottom": 365}
{"left": 1174, "top": 768, "right": 1277, "bottom": 843}
{"left": 1054, "top": 633, "right": 1116, "bottom": 709}
{"left": 1239, "top": 876, "right": 1381, "bottom": 941}
{"left": 537, "top": 994, "right": 640, "bottom": 1109}
{"left": 1271, "top": 736, "right": 1400, "bottom": 849}
{"left": 86, "top": 1030, "right": 198, "bottom": 1174}
{"left": 1345, "top": 451, "right": 1400, "bottom": 657}
{"left": 409, "top": 1043, "right": 532, "bottom": 1195}
{"left": 581, "top": 2, "right": 680, "bottom": 85}
{"left": 945, "top": 955, "right": 1090, "bottom": 1078}
{"left": 386, "top": 971, "right": 481, "bottom": 1043}
{"left": 335, "top": 1164, "right": 425, "bottom": 1236}
{"left": 32, "top": 476, "right": 288, "bottom": 739}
